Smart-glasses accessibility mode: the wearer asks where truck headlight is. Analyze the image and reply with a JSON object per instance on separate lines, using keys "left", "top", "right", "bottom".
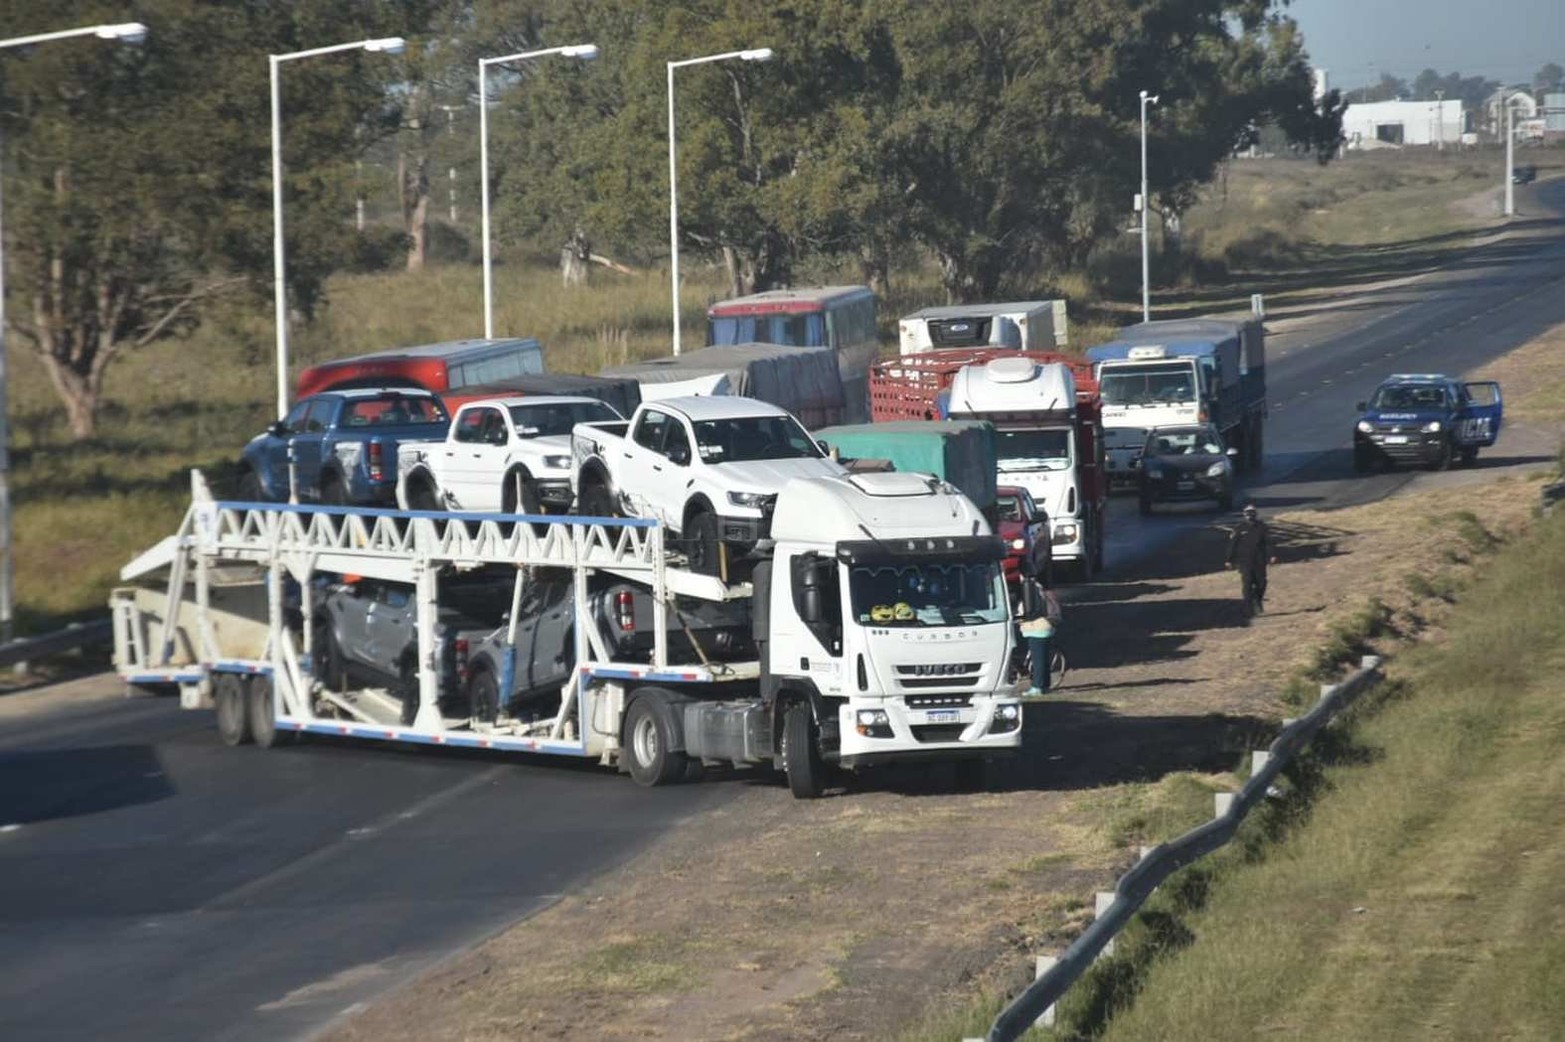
{"left": 542, "top": 454, "right": 571, "bottom": 470}
{"left": 855, "top": 709, "right": 893, "bottom": 738}
{"left": 990, "top": 703, "right": 1021, "bottom": 733}
{"left": 1356, "top": 420, "right": 1374, "bottom": 434}
{"left": 1206, "top": 462, "right": 1228, "bottom": 478}
{"left": 1421, "top": 420, "right": 1442, "bottom": 433}
{"left": 1051, "top": 524, "right": 1078, "bottom": 546}
{"left": 727, "top": 491, "right": 770, "bottom": 508}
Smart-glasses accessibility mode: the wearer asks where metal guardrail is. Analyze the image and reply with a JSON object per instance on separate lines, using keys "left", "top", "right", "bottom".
{"left": 984, "top": 655, "right": 1384, "bottom": 1041}
{"left": 0, "top": 618, "right": 113, "bottom": 669}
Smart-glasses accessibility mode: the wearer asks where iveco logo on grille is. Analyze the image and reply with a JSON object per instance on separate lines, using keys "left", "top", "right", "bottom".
{"left": 900, "top": 663, "right": 976, "bottom": 676}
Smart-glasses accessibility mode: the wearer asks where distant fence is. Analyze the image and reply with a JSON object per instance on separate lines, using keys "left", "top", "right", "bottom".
{"left": 0, "top": 619, "right": 113, "bottom": 670}
{"left": 979, "top": 655, "right": 1384, "bottom": 1042}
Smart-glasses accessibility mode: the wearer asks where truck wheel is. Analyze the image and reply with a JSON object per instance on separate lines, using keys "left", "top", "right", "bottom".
{"left": 1460, "top": 445, "right": 1478, "bottom": 466}
{"left": 686, "top": 511, "right": 722, "bottom": 577}
{"left": 624, "top": 692, "right": 685, "bottom": 787}
{"left": 320, "top": 476, "right": 348, "bottom": 506}
{"left": 247, "top": 676, "right": 294, "bottom": 749}
{"left": 782, "top": 701, "right": 828, "bottom": 799}
{"left": 407, "top": 475, "right": 442, "bottom": 513}
{"left": 214, "top": 673, "right": 252, "bottom": 747}
{"left": 314, "top": 620, "right": 346, "bottom": 691}
{"left": 579, "top": 480, "right": 618, "bottom": 519}
{"left": 468, "top": 668, "right": 499, "bottom": 724}
{"left": 1430, "top": 437, "right": 1454, "bottom": 472}
{"left": 237, "top": 469, "right": 266, "bottom": 503}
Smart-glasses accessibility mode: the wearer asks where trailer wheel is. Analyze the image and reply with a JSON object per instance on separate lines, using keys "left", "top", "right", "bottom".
{"left": 782, "top": 701, "right": 827, "bottom": 799}
{"left": 314, "top": 620, "right": 346, "bottom": 691}
{"left": 214, "top": 673, "right": 252, "bottom": 747}
{"left": 247, "top": 676, "right": 294, "bottom": 749}
{"left": 468, "top": 667, "right": 499, "bottom": 725}
{"left": 624, "top": 692, "right": 685, "bottom": 787}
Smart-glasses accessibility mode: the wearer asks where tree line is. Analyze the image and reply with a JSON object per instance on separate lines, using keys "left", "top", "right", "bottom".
{"left": 0, "top": 1, "right": 1340, "bottom": 440}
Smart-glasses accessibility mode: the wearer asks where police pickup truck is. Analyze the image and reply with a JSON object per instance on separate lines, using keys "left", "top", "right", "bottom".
{"left": 1353, "top": 373, "right": 1502, "bottom": 471}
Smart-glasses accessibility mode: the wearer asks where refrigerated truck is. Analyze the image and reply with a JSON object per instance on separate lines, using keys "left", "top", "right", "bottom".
{"left": 113, "top": 471, "right": 1022, "bottom": 798}
{"left": 897, "top": 300, "right": 1069, "bottom": 356}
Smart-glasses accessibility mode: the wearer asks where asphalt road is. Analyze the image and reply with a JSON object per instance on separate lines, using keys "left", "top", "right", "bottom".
{"left": 0, "top": 679, "right": 731, "bottom": 1042}
{"left": 2, "top": 177, "right": 1563, "bottom": 1042}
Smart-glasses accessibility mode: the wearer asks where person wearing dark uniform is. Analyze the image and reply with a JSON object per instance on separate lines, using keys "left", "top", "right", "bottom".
{"left": 1225, "top": 504, "right": 1276, "bottom": 620}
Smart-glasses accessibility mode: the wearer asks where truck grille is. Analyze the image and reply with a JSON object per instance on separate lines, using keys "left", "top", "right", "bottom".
{"left": 896, "top": 663, "right": 981, "bottom": 690}
{"left": 904, "top": 693, "right": 973, "bottom": 709}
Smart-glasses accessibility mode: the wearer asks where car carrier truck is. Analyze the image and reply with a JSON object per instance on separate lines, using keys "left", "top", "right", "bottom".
{"left": 112, "top": 471, "right": 1022, "bottom": 798}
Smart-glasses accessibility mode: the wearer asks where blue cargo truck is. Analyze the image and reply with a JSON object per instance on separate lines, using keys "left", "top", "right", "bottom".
{"left": 1086, "top": 318, "right": 1266, "bottom": 487}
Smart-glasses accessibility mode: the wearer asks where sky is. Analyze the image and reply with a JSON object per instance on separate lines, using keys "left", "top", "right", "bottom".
{"left": 1286, "top": 0, "right": 1565, "bottom": 91}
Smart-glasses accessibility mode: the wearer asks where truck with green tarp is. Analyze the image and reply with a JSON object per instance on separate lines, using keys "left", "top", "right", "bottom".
{"left": 812, "top": 420, "right": 997, "bottom": 515}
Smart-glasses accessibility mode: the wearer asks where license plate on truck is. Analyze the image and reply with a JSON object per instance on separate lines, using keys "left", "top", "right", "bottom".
{"left": 925, "top": 709, "right": 960, "bottom": 723}
{"left": 1384, "top": 435, "right": 1408, "bottom": 444}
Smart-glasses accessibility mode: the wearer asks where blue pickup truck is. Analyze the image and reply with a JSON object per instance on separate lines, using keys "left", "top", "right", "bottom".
{"left": 238, "top": 388, "right": 450, "bottom": 505}
{"left": 1353, "top": 374, "right": 1502, "bottom": 472}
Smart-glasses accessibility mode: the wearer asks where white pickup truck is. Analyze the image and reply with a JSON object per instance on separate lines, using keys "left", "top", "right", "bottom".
{"left": 397, "top": 396, "right": 624, "bottom": 514}
{"left": 571, "top": 396, "right": 845, "bottom": 575}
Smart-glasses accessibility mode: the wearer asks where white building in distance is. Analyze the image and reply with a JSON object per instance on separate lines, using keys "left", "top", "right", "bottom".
{"left": 1342, "top": 99, "right": 1465, "bottom": 148}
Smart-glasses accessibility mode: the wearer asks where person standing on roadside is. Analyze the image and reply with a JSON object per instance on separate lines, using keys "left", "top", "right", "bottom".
{"left": 1225, "top": 503, "right": 1277, "bottom": 620}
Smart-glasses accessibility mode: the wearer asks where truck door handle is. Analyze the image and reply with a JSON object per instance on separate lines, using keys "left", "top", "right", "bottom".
{"left": 651, "top": 464, "right": 662, "bottom": 472}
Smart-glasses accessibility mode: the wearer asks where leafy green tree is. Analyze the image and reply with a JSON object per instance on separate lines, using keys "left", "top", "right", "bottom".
{"left": 0, "top": 1, "right": 432, "bottom": 439}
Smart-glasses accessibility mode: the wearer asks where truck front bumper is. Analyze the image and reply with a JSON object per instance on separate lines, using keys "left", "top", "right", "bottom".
{"left": 834, "top": 695, "right": 1022, "bottom": 767}
{"left": 1355, "top": 430, "right": 1446, "bottom": 464}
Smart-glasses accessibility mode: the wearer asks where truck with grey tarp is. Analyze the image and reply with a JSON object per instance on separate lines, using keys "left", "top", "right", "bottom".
{"left": 600, "top": 342, "right": 847, "bottom": 430}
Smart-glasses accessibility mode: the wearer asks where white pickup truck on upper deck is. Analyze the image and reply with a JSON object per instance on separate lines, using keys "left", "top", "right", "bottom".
{"left": 397, "top": 396, "right": 624, "bottom": 515}
{"left": 570, "top": 396, "right": 845, "bottom": 575}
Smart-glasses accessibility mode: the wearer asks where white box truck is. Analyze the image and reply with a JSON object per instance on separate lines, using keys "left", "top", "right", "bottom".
{"left": 898, "top": 300, "right": 1069, "bottom": 357}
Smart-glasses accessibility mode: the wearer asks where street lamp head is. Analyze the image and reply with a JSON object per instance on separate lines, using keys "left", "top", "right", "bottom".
{"left": 739, "top": 48, "right": 775, "bottom": 62}
{"left": 96, "top": 22, "right": 148, "bottom": 44}
{"left": 363, "top": 37, "right": 406, "bottom": 55}
{"left": 561, "top": 43, "right": 599, "bottom": 60}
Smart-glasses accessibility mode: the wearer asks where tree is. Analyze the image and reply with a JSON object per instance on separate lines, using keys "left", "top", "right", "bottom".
{"left": 1536, "top": 62, "right": 1564, "bottom": 96}
{"left": 0, "top": 1, "right": 433, "bottom": 440}
{"left": 1344, "top": 73, "right": 1407, "bottom": 104}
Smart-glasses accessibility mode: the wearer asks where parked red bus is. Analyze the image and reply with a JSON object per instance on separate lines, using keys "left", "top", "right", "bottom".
{"left": 294, "top": 337, "right": 545, "bottom": 400}
{"left": 706, "top": 286, "right": 878, "bottom": 420}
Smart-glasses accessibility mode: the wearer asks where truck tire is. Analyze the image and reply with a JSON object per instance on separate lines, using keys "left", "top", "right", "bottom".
{"left": 579, "top": 479, "right": 618, "bottom": 520}
{"left": 686, "top": 511, "right": 722, "bottom": 577}
{"left": 782, "top": 701, "right": 828, "bottom": 799}
{"left": 623, "top": 691, "right": 686, "bottom": 787}
{"left": 468, "top": 667, "right": 499, "bottom": 725}
{"left": 237, "top": 469, "right": 266, "bottom": 503}
{"left": 1460, "top": 445, "right": 1478, "bottom": 466}
{"left": 314, "top": 619, "right": 346, "bottom": 691}
{"left": 320, "top": 474, "right": 348, "bottom": 507}
{"left": 247, "top": 676, "right": 294, "bottom": 749}
{"left": 214, "top": 672, "right": 252, "bottom": 747}
{"left": 502, "top": 471, "right": 543, "bottom": 517}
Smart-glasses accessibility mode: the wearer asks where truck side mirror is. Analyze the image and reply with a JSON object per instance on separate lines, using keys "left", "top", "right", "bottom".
{"left": 799, "top": 555, "right": 824, "bottom": 623}
{"left": 801, "top": 585, "right": 823, "bottom": 624}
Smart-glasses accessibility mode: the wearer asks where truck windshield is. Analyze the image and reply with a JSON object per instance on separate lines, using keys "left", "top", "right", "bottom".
{"left": 509, "top": 400, "right": 619, "bottom": 437}
{"left": 709, "top": 313, "right": 827, "bottom": 348}
{"left": 995, "top": 428, "right": 1071, "bottom": 473}
{"left": 342, "top": 396, "right": 448, "bottom": 426}
{"left": 1099, "top": 361, "right": 1196, "bottom": 406}
{"left": 848, "top": 561, "right": 1008, "bottom": 627}
{"left": 693, "top": 416, "right": 824, "bottom": 462}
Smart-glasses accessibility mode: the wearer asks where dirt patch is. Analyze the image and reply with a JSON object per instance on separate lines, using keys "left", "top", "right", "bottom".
{"left": 327, "top": 335, "right": 1564, "bottom": 1042}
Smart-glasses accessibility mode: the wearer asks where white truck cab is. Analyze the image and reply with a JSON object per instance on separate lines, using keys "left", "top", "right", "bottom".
{"left": 398, "top": 396, "right": 624, "bottom": 514}
{"left": 947, "top": 357, "right": 1103, "bottom": 580}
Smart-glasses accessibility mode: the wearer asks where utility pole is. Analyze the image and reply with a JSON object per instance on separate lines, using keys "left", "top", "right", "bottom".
{"left": 1434, "top": 89, "right": 1444, "bottom": 151}
{"left": 1504, "top": 89, "right": 1515, "bottom": 217}
{"left": 1138, "top": 89, "right": 1160, "bottom": 324}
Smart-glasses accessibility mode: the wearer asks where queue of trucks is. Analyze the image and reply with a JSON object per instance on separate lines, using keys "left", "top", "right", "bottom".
{"left": 114, "top": 287, "right": 1275, "bottom": 798}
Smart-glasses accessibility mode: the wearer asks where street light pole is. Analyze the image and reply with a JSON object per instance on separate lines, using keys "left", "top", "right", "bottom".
{"left": 0, "top": 21, "right": 147, "bottom": 645}
{"left": 269, "top": 36, "right": 405, "bottom": 421}
{"left": 1504, "top": 89, "right": 1516, "bottom": 217}
{"left": 1139, "top": 89, "right": 1160, "bottom": 324}
{"left": 666, "top": 47, "right": 774, "bottom": 355}
{"left": 477, "top": 44, "right": 598, "bottom": 342}
{"left": 1434, "top": 89, "right": 1445, "bottom": 151}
